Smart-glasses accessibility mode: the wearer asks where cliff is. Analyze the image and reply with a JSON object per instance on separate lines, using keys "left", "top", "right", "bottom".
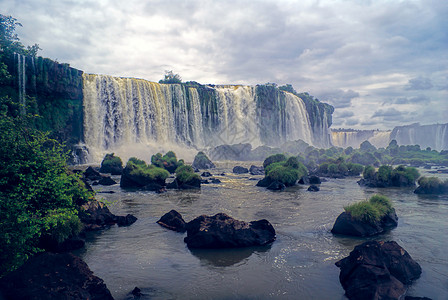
{"left": 390, "top": 123, "right": 448, "bottom": 151}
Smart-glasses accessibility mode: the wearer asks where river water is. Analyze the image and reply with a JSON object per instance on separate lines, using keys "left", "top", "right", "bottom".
{"left": 77, "top": 162, "right": 448, "bottom": 300}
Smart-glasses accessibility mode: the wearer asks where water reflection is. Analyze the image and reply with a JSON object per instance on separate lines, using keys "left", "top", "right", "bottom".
{"left": 189, "top": 244, "right": 272, "bottom": 267}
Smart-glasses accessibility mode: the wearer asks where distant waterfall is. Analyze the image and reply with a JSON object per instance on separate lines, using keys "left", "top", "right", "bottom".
{"left": 331, "top": 130, "right": 391, "bottom": 149}
{"left": 16, "top": 53, "right": 26, "bottom": 115}
{"left": 390, "top": 123, "right": 448, "bottom": 151}
{"left": 82, "top": 74, "right": 320, "bottom": 162}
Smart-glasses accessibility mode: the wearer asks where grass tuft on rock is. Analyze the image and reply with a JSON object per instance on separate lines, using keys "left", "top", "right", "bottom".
{"left": 344, "top": 194, "right": 394, "bottom": 225}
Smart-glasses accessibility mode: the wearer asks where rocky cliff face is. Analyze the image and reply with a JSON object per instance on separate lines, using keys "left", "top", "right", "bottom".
{"left": 390, "top": 123, "right": 448, "bottom": 151}
{"left": 1, "top": 53, "right": 84, "bottom": 145}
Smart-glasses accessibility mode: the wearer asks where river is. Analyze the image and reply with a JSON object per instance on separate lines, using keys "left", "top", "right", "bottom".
{"left": 76, "top": 162, "right": 448, "bottom": 299}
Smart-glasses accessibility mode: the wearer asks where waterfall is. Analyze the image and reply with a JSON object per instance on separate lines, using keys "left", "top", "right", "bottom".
{"left": 284, "top": 93, "right": 313, "bottom": 145}
{"left": 82, "top": 74, "right": 321, "bottom": 162}
{"left": 16, "top": 53, "right": 26, "bottom": 115}
{"left": 330, "top": 130, "right": 391, "bottom": 149}
{"left": 390, "top": 123, "right": 448, "bottom": 151}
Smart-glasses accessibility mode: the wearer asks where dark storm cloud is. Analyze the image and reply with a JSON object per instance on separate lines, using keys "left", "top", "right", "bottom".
{"left": 405, "top": 77, "right": 434, "bottom": 90}
{"left": 2, "top": 0, "right": 447, "bottom": 129}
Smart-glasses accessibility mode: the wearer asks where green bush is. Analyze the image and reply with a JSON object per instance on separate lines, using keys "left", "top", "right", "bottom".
{"left": 263, "top": 153, "right": 287, "bottom": 169}
{"left": 328, "top": 163, "right": 339, "bottom": 174}
{"left": 344, "top": 201, "right": 381, "bottom": 224}
{"left": 175, "top": 164, "right": 200, "bottom": 184}
{"left": 0, "top": 114, "right": 92, "bottom": 276}
{"left": 151, "top": 151, "right": 183, "bottom": 173}
{"left": 363, "top": 165, "right": 375, "bottom": 179}
{"left": 347, "top": 163, "right": 364, "bottom": 176}
{"left": 266, "top": 165, "right": 301, "bottom": 186}
{"left": 127, "top": 158, "right": 169, "bottom": 182}
{"left": 100, "top": 153, "right": 123, "bottom": 173}
{"left": 378, "top": 165, "right": 392, "bottom": 182}
{"left": 418, "top": 176, "right": 441, "bottom": 189}
{"left": 263, "top": 155, "right": 307, "bottom": 186}
{"left": 344, "top": 194, "right": 394, "bottom": 225}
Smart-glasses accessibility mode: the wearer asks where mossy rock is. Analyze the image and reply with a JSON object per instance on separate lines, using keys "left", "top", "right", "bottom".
{"left": 99, "top": 153, "right": 123, "bottom": 175}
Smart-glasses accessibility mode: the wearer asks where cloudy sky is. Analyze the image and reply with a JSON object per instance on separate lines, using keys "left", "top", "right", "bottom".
{"left": 2, "top": 0, "right": 447, "bottom": 130}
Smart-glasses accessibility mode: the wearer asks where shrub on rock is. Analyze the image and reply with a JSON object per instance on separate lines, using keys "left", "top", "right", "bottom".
{"left": 192, "top": 151, "right": 215, "bottom": 169}
{"left": 151, "top": 151, "right": 184, "bottom": 173}
{"left": 332, "top": 194, "right": 398, "bottom": 237}
{"left": 258, "top": 155, "right": 308, "bottom": 188}
{"left": 358, "top": 165, "right": 420, "bottom": 188}
{"left": 414, "top": 176, "right": 448, "bottom": 194}
{"left": 120, "top": 157, "right": 169, "bottom": 189}
{"left": 99, "top": 153, "right": 123, "bottom": 175}
{"left": 167, "top": 165, "right": 201, "bottom": 189}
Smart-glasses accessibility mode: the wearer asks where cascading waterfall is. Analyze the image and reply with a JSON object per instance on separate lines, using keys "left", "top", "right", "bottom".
{"left": 16, "top": 53, "right": 26, "bottom": 115}
{"left": 284, "top": 93, "right": 313, "bottom": 144}
{"left": 390, "top": 123, "right": 448, "bottom": 151}
{"left": 82, "top": 74, "right": 319, "bottom": 162}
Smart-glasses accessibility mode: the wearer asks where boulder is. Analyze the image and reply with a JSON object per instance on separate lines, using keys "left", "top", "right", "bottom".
{"left": 0, "top": 252, "right": 114, "bottom": 300}
{"left": 249, "top": 165, "right": 264, "bottom": 175}
{"left": 84, "top": 166, "right": 102, "bottom": 181}
{"left": 233, "top": 166, "right": 249, "bottom": 174}
{"left": 201, "top": 171, "right": 212, "bottom": 177}
{"left": 116, "top": 214, "right": 138, "bottom": 226}
{"left": 210, "top": 178, "right": 221, "bottom": 184}
{"left": 98, "top": 176, "right": 117, "bottom": 186}
{"left": 335, "top": 241, "right": 422, "bottom": 300}
{"left": 256, "top": 177, "right": 274, "bottom": 187}
{"left": 184, "top": 213, "right": 276, "bottom": 248}
{"left": 80, "top": 200, "right": 137, "bottom": 231}
{"left": 192, "top": 152, "right": 215, "bottom": 169}
{"left": 142, "top": 182, "right": 165, "bottom": 192}
{"left": 201, "top": 179, "right": 210, "bottom": 184}
{"left": 331, "top": 209, "right": 398, "bottom": 237}
{"left": 309, "top": 175, "right": 321, "bottom": 184}
{"left": 267, "top": 181, "right": 286, "bottom": 191}
{"left": 157, "top": 210, "right": 187, "bottom": 232}
{"left": 99, "top": 153, "right": 123, "bottom": 175}
{"left": 307, "top": 185, "right": 320, "bottom": 192}
{"left": 120, "top": 165, "right": 166, "bottom": 189}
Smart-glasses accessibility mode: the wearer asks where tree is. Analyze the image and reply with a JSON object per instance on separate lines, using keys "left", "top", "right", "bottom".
{"left": 0, "top": 14, "right": 40, "bottom": 57}
{"left": 159, "top": 70, "right": 182, "bottom": 84}
{"left": 0, "top": 112, "right": 91, "bottom": 276}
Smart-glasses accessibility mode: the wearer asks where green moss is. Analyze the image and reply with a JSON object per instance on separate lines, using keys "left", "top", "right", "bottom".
{"left": 151, "top": 151, "right": 183, "bottom": 173}
{"left": 127, "top": 158, "right": 169, "bottom": 181}
{"left": 344, "top": 194, "right": 394, "bottom": 225}
{"left": 100, "top": 153, "right": 122, "bottom": 173}
{"left": 263, "top": 153, "right": 287, "bottom": 169}
{"left": 263, "top": 155, "right": 308, "bottom": 186}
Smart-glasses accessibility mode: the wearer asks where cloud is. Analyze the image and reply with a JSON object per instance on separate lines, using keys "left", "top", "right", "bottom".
{"left": 316, "top": 89, "right": 359, "bottom": 108}
{"left": 405, "top": 77, "right": 433, "bottom": 90}
{"left": 392, "top": 95, "right": 429, "bottom": 104}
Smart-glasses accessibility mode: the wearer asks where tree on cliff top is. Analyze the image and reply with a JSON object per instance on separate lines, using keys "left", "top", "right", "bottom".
{"left": 0, "top": 14, "right": 40, "bottom": 57}
{"left": 159, "top": 70, "right": 182, "bottom": 84}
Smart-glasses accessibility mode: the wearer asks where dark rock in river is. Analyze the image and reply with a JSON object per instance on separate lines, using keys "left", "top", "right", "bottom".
{"left": 331, "top": 209, "right": 398, "bottom": 237}
{"left": 249, "top": 165, "right": 264, "bottom": 175}
{"left": 201, "top": 179, "right": 210, "bottom": 184}
{"left": 0, "top": 252, "right": 114, "bottom": 300}
{"left": 307, "top": 185, "right": 320, "bottom": 192}
{"left": 210, "top": 178, "right": 221, "bottom": 184}
{"left": 184, "top": 213, "right": 276, "bottom": 248}
{"left": 256, "top": 177, "right": 274, "bottom": 187}
{"left": 98, "top": 176, "right": 117, "bottom": 186}
{"left": 84, "top": 166, "right": 102, "bottom": 181}
{"left": 267, "top": 180, "right": 286, "bottom": 191}
{"left": 80, "top": 200, "right": 137, "bottom": 231}
{"left": 201, "top": 171, "right": 212, "bottom": 177}
{"left": 335, "top": 241, "right": 422, "bottom": 300}
{"left": 157, "top": 210, "right": 187, "bottom": 232}
{"left": 192, "top": 151, "right": 215, "bottom": 169}
{"left": 120, "top": 164, "right": 166, "bottom": 189}
{"left": 233, "top": 166, "right": 249, "bottom": 174}
{"left": 116, "top": 214, "right": 138, "bottom": 227}
{"left": 167, "top": 176, "right": 201, "bottom": 190}
{"left": 131, "top": 286, "right": 143, "bottom": 298}
{"left": 299, "top": 175, "right": 321, "bottom": 185}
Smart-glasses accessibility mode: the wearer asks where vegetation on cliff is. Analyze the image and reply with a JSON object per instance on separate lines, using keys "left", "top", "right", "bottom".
{"left": 0, "top": 114, "right": 92, "bottom": 276}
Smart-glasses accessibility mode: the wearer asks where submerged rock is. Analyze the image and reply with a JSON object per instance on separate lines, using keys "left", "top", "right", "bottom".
{"left": 0, "top": 252, "right": 114, "bottom": 300}
{"left": 331, "top": 209, "right": 398, "bottom": 237}
{"left": 184, "top": 213, "right": 276, "bottom": 248}
{"left": 307, "top": 185, "right": 319, "bottom": 192}
{"left": 157, "top": 210, "right": 187, "bottom": 232}
{"left": 267, "top": 181, "right": 285, "bottom": 191}
{"left": 201, "top": 171, "right": 212, "bottom": 177}
{"left": 210, "top": 178, "right": 221, "bottom": 184}
{"left": 299, "top": 175, "right": 321, "bottom": 185}
{"left": 249, "top": 165, "right": 264, "bottom": 175}
{"left": 233, "top": 166, "right": 249, "bottom": 174}
{"left": 167, "top": 176, "right": 201, "bottom": 190}
{"left": 335, "top": 241, "right": 422, "bottom": 300}
{"left": 98, "top": 176, "right": 117, "bottom": 186}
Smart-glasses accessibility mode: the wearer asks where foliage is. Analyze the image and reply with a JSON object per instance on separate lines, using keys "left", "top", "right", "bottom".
{"left": 175, "top": 164, "right": 200, "bottom": 184}
{"left": 159, "top": 70, "right": 182, "bottom": 84}
{"left": 0, "top": 114, "right": 91, "bottom": 276}
{"left": 0, "top": 14, "right": 40, "bottom": 57}
{"left": 417, "top": 176, "right": 443, "bottom": 189}
{"left": 127, "top": 157, "right": 170, "bottom": 182}
{"left": 363, "top": 165, "right": 375, "bottom": 180}
{"left": 99, "top": 153, "right": 123, "bottom": 173}
{"left": 151, "top": 151, "right": 184, "bottom": 173}
{"left": 263, "top": 155, "right": 308, "bottom": 186}
{"left": 263, "top": 153, "right": 287, "bottom": 169}
{"left": 344, "top": 194, "right": 394, "bottom": 225}
{"left": 377, "top": 165, "right": 392, "bottom": 182}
